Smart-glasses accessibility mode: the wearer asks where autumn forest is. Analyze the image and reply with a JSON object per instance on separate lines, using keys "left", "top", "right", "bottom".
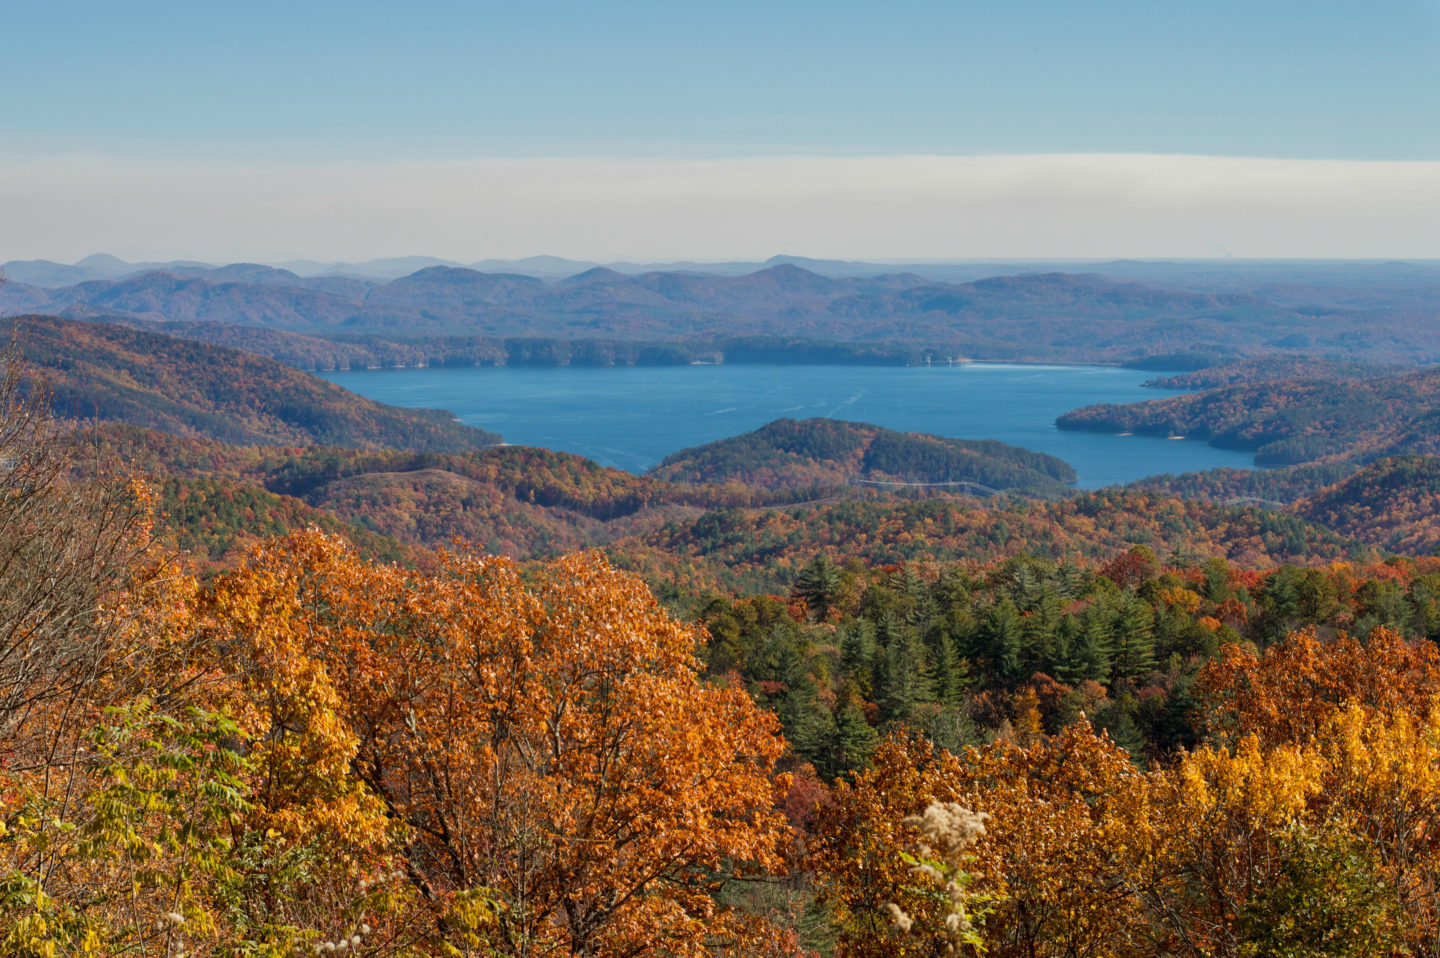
{"left": 13, "top": 0, "right": 1440, "bottom": 949}
{"left": 10, "top": 280, "right": 1440, "bottom": 958}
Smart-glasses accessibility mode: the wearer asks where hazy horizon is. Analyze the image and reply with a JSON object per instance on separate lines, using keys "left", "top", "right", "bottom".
{"left": 14, "top": 250, "right": 1440, "bottom": 272}
{"left": 5, "top": 153, "right": 1440, "bottom": 265}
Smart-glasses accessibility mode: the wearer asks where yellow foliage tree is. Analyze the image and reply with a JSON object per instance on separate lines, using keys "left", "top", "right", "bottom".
{"left": 812, "top": 724, "right": 1157, "bottom": 958}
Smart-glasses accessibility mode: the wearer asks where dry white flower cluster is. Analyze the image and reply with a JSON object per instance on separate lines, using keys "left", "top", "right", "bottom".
{"left": 885, "top": 801, "right": 990, "bottom": 957}
{"left": 309, "top": 923, "right": 373, "bottom": 953}
{"left": 153, "top": 911, "right": 189, "bottom": 958}
{"left": 357, "top": 869, "right": 406, "bottom": 892}
{"left": 287, "top": 868, "right": 401, "bottom": 955}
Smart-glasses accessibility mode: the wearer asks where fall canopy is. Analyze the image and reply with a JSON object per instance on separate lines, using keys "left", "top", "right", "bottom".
{"left": 208, "top": 532, "right": 794, "bottom": 957}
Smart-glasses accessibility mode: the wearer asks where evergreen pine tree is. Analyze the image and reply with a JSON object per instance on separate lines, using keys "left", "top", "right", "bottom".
{"left": 788, "top": 696, "right": 840, "bottom": 777}
{"left": 1096, "top": 695, "right": 1146, "bottom": 762}
{"left": 926, "top": 631, "right": 969, "bottom": 706}
{"left": 1113, "top": 595, "right": 1157, "bottom": 679}
{"left": 1263, "top": 567, "right": 1303, "bottom": 641}
{"left": 761, "top": 622, "right": 808, "bottom": 690}
{"left": 918, "top": 704, "right": 980, "bottom": 754}
{"left": 1156, "top": 672, "right": 1202, "bottom": 752}
{"left": 877, "top": 628, "right": 936, "bottom": 723}
{"left": 794, "top": 553, "right": 843, "bottom": 620}
{"left": 1022, "top": 592, "right": 1065, "bottom": 677}
{"left": 987, "top": 598, "right": 1025, "bottom": 684}
{"left": 1057, "top": 558, "right": 1087, "bottom": 600}
{"left": 944, "top": 607, "right": 981, "bottom": 672}
{"left": 1051, "top": 616, "right": 1083, "bottom": 685}
{"left": 1009, "top": 560, "right": 1045, "bottom": 609}
{"left": 1150, "top": 602, "right": 1180, "bottom": 662}
{"left": 933, "top": 572, "right": 974, "bottom": 619}
{"left": 875, "top": 608, "right": 904, "bottom": 649}
{"left": 909, "top": 588, "right": 940, "bottom": 631}
{"left": 834, "top": 702, "right": 879, "bottom": 775}
{"left": 888, "top": 563, "right": 926, "bottom": 603}
{"left": 1078, "top": 606, "right": 1115, "bottom": 685}
{"left": 838, "top": 619, "right": 877, "bottom": 697}
{"left": 1202, "top": 557, "right": 1232, "bottom": 603}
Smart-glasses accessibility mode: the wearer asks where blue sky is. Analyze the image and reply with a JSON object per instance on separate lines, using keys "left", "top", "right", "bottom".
{"left": 2, "top": 1, "right": 1438, "bottom": 261}
{"left": 6, "top": 0, "right": 1437, "bottom": 161}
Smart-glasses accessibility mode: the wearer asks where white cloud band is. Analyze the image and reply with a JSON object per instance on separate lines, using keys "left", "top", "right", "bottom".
{"left": 3, "top": 153, "right": 1438, "bottom": 263}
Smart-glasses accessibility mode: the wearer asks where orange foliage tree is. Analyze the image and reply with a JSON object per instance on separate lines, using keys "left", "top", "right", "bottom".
{"left": 209, "top": 531, "right": 793, "bottom": 957}
{"left": 1196, "top": 625, "right": 1440, "bottom": 747}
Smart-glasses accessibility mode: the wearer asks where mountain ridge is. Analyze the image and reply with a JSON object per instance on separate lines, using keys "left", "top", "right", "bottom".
{"left": 8, "top": 263, "right": 1421, "bottom": 364}
{"left": 12, "top": 314, "right": 501, "bottom": 452}
{"left": 13, "top": 253, "right": 1440, "bottom": 289}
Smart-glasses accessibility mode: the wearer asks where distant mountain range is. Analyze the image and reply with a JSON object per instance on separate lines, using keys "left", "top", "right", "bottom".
{"left": 5, "top": 252, "right": 1439, "bottom": 367}
{"left": 9, "top": 252, "right": 1440, "bottom": 299}
{"left": 7, "top": 259, "right": 1437, "bottom": 364}
{"left": 1, "top": 253, "right": 972, "bottom": 286}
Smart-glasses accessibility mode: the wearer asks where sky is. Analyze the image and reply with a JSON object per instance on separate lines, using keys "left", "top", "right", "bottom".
{"left": 2, "top": 0, "right": 1438, "bottom": 263}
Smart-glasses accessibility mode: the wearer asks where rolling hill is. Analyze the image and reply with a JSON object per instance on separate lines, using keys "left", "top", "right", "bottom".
{"left": 13, "top": 315, "right": 500, "bottom": 451}
{"left": 79, "top": 424, "right": 1372, "bottom": 598}
{"left": 649, "top": 418, "right": 1077, "bottom": 496}
{"left": 1295, "top": 455, "right": 1440, "bottom": 556}
{"left": 83, "top": 420, "right": 1376, "bottom": 583}
{"left": 86, "top": 426, "right": 756, "bottom": 559}
{"left": 1058, "top": 365, "right": 1440, "bottom": 466}
{"left": 620, "top": 490, "right": 1368, "bottom": 592}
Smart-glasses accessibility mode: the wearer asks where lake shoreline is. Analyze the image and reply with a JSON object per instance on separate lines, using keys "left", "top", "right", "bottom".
{"left": 282, "top": 332, "right": 1184, "bottom": 373}
{"left": 328, "top": 357, "right": 1137, "bottom": 373}
{"left": 322, "top": 363, "right": 1258, "bottom": 487}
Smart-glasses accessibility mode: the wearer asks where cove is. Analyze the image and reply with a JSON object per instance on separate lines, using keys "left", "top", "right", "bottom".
{"left": 321, "top": 362, "right": 1259, "bottom": 489}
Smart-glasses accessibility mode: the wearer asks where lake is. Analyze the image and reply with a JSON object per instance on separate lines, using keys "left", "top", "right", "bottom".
{"left": 321, "top": 362, "right": 1258, "bottom": 489}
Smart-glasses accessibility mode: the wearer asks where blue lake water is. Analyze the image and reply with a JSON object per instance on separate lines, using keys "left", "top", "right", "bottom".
{"left": 321, "top": 363, "right": 1258, "bottom": 489}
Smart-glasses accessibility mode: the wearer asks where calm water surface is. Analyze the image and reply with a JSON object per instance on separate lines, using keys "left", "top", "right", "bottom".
{"left": 322, "top": 363, "right": 1257, "bottom": 489}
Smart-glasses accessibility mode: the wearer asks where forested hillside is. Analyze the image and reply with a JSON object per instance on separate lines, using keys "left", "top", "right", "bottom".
{"left": 108, "top": 318, "right": 944, "bottom": 371}
{"left": 84, "top": 425, "right": 765, "bottom": 558}
{"left": 1130, "top": 461, "right": 1359, "bottom": 503}
{"left": 11, "top": 348, "right": 1440, "bottom": 955}
{"left": 157, "top": 476, "right": 420, "bottom": 566}
{"left": 1133, "top": 455, "right": 1440, "bottom": 559}
{"left": 76, "top": 420, "right": 1373, "bottom": 592}
{"left": 1059, "top": 365, "right": 1440, "bottom": 465}
{"left": 621, "top": 491, "right": 1365, "bottom": 593}
{"left": 14, "top": 314, "right": 500, "bottom": 450}
{"left": 690, "top": 548, "right": 1440, "bottom": 775}
{"left": 1295, "top": 455, "right": 1440, "bottom": 555}
{"left": 1141, "top": 355, "right": 1397, "bottom": 389}
{"left": 650, "top": 418, "right": 1076, "bottom": 494}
